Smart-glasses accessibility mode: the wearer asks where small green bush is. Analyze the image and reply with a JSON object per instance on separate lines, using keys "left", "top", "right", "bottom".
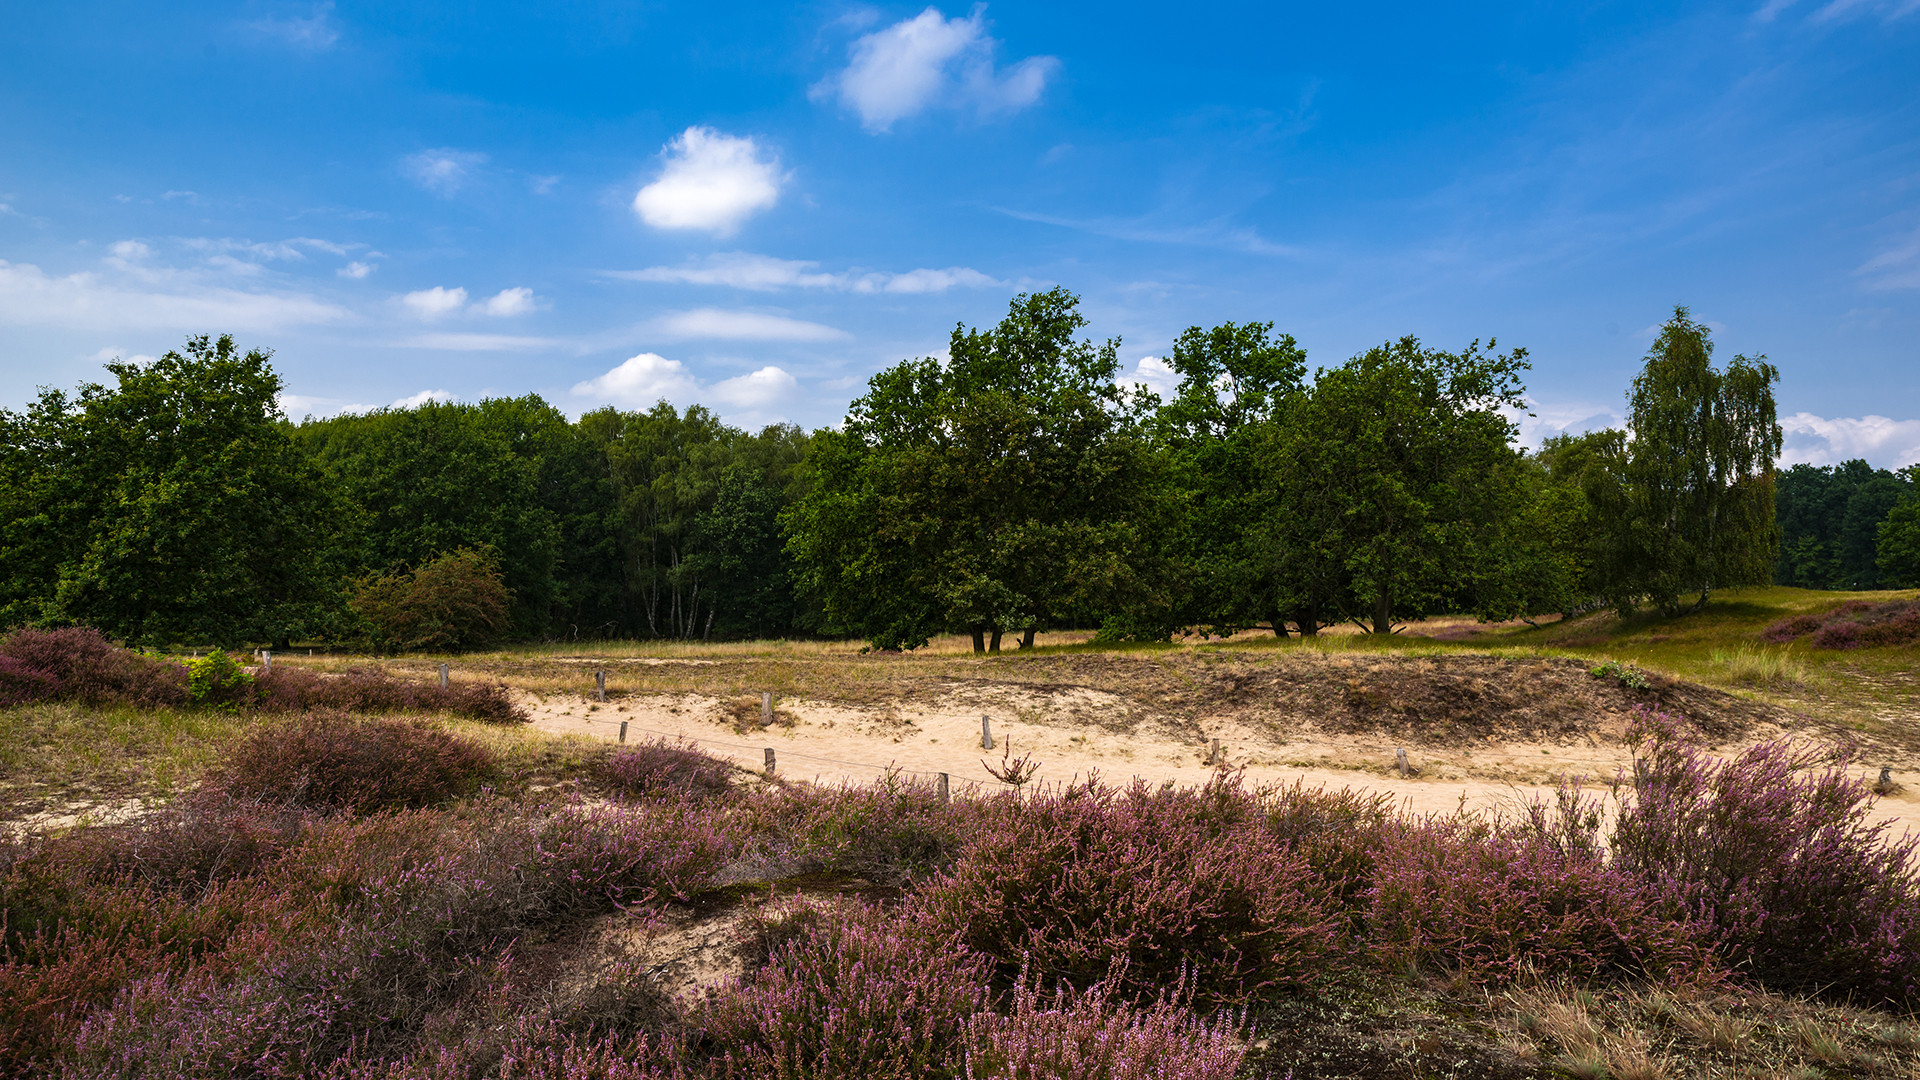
{"left": 186, "top": 650, "right": 255, "bottom": 710}
{"left": 1589, "top": 659, "right": 1650, "bottom": 690}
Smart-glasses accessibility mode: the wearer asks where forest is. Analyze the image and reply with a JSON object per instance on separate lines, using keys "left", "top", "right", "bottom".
{"left": 1, "top": 288, "right": 1913, "bottom": 652}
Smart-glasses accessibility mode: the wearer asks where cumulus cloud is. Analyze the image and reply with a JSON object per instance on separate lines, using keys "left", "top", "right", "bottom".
{"left": 339, "top": 261, "right": 374, "bottom": 279}
{"left": 392, "top": 389, "right": 455, "bottom": 409}
{"left": 401, "top": 286, "right": 468, "bottom": 319}
{"left": 1116, "top": 356, "right": 1180, "bottom": 400}
{"left": 816, "top": 6, "right": 1059, "bottom": 132}
{"left": 651, "top": 307, "right": 849, "bottom": 342}
{"left": 479, "top": 287, "right": 537, "bottom": 316}
{"left": 571, "top": 352, "right": 702, "bottom": 407}
{"left": 572, "top": 352, "right": 802, "bottom": 420}
{"left": 709, "top": 366, "right": 801, "bottom": 409}
{"left": 403, "top": 149, "right": 488, "bottom": 196}
{"left": 246, "top": 2, "right": 342, "bottom": 47}
{"left": 631, "top": 128, "right": 783, "bottom": 236}
{"left": 616, "top": 252, "right": 999, "bottom": 294}
{"left": 1781, "top": 412, "right": 1920, "bottom": 469}
{"left": 0, "top": 258, "right": 347, "bottom": 332}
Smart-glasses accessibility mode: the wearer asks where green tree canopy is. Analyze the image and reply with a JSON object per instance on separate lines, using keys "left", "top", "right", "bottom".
{"left": 1588, "top": 306, "right": 1782, "bottom": 616}
{"left": 0, "top": 335, "right": 336, "bottom": 646}
{"left": 788, "top": 288, "right": 1150, "bottom": 651}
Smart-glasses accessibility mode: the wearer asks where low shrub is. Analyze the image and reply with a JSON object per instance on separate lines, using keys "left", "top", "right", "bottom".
{"left": 601, "top": 739, "right": 737, "bottom": 801}
{"left": 251, "top": 664, "right": 526, "bottom": 723}
{"left": 213, "top": 711, "right": 499, "bottom": 813}
{"left": 537, "top": 800, "right": 745, "bottom": 912}
{"left": 352, "top": 547, "right": 512, "bottom": 653}
{"left": 1366, "top": 815, "right": 1714, "bottom": 984}
{"left": 1762, "top": 599, "right": 1920, "bottom": 649}
{"left": 186, "top": 649, "right": 255, "bottom": 710}
{"left": 0, "top": 627, "right": 186, "bottom": 707}
{"left": 779, "top": 773, "right": 972, "bottom": 887}
{"left": 698, "top": 903, "right": 991, "bottom": 1080}
{"left": 916, "top": 776, "right": 1342, "bottom": 1003}
{"left": 1613, "top": 711, "right": 1920, "bottom": 1004}
{"left": 963, "top": 977, "right": 1247, "bottom": 1080}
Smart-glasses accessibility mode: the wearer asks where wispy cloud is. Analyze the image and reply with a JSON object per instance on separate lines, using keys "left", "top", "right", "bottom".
{"left": 479, "top": 287, "right": 538, "bottom": 316}
{"left": 245, "top": 2, "right": 342, "bottom": 48}
{"left": 403, "top": 148, "right": 488, "bottom": 196}
{"left": 392, "top": 389, "right": 454, "bottom": 408}
{"left": 0, "top": 258, "right": 347, "bottom": 332}
{"left": 632, "top": 128, "right": 783, "bottom": 236}
{"left": 395, "top": 332, "right": 560, "bottom": 352}
{"left": 815, "top": 6, "right": 1058, "bottom": 132}
{"left": 614, "top": 252, "right": 1000, "bottom": 293}
{"left": 994, "top": 206, "right": 1305, "bottom": 257}
{"left": 649, "top": 307, "right": 849, "bottom": 342}
{"left": 1858, "top": 227, "right": 1920, "bottom": 291}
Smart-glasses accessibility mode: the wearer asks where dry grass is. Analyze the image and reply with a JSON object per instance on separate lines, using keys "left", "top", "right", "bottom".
{"left": 1709, "top": 644, "right": 1811, "bottom": 688}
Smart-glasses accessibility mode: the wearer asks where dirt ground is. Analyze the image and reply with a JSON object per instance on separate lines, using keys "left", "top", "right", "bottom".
{"left": 518, "top": 649, "right": 1920, "bottom": 834}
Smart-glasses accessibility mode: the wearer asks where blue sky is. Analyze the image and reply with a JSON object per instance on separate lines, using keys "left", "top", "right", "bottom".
{"left": 2, "top": 0, "right": 1918, "bottom": 465}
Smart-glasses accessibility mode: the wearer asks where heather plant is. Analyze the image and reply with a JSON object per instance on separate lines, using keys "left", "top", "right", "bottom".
{"left": 600, "top": 738, "right": 737, "bottom": 801}
{"left": 1365, "top": 814, "right": 1714, "bottom": 984}
{"left": 778, "top": 772, "right": 971, "bottom": 887}
{"left": 962, "top": 975, "right": 1247, "bottom": 1080}
{"left": 249, "top": 663, "right": 525, "bottom": 722}
{"left": 1613, "top": 711, "right": 1920, "bottom": 1003}
{"left": 213, "top": 711, "right": 499, "bottom": 813}
{"left": 917, "top": 777, "right": 1342, "bottom": 1002}
{"left": 697, "top": 902, "right": 992, "bottom": 1080}
{"left": 536, "top": 799, "right": 746, "bottom": 911}
{"left": 1762, "top": 598, "right": 1920, "bottom": 649}
{"left": 0, "top": 626, "right": 187, "bottom": 707}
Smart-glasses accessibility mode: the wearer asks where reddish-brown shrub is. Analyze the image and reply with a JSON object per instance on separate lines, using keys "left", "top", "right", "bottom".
{"left": 251, "top": 664, "right": 526, "bottom": 723}
{"left": 0, "top": 627, "right": 187, "bottom": 707}
{"left": 212, "top": 711, "right": 499, "bottom": 813}
{"left": 1763, "top": 599, "right": 1920, "bottom": 649}
{"left": 916, "top": 776, "right": 1343, "bottom": 1003}
{"left": 600, "top": 739, "right": 738, "bottom": 801}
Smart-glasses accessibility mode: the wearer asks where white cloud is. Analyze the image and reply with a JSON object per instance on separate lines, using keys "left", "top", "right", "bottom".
{"left": 479, "top": 286, "right": 537, "bottom": 317}
{"left": 616, "top": 252, "right": 1001, "bottom": 294}
{"left": 651, "top": 307, "right": 849, "bottom": 342}
{"left": 631, "top": 127, "right": 783, "bottom": 236}
{"left": 572, "top": 353, "right": 802, "bottom": 421}
{"left": 1116, "top": 356, "right": 1179, "bottom": 400}
{"left": 403, "top": 149, "right": 488, "bottom": 196}
{"left": 397, "top": 332, "right": 558, "bottom": 351}
{"left": 339, "top": 261, "right": 374, "bottom": 279}
{"left": 393, "top": 389, "right": 455, "bottom": 409}
{"left": 108, "top": 239, "right": 152, "bottom": 262}
{"left": 1781, "top": 412, "right": 1920, "bottom": 469}
{"left": 246, "top": 2, "right": 342, "bottom": 47}
{"left": 817, "top": 6, "right": 1059, "bottom": 132}
{"left": 0, "top": 258, "right": 347, "bottom": 332}
{"left": 401, "top": 286, "right": 468, "bottom": 319}
{"left": 709, "top": 366, "right": 801, "bottom": 409}
{"left": 571, "top": 352, "right": 702, "bottom": 407}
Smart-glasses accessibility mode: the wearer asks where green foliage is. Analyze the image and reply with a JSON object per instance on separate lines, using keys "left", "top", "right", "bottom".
{"left": 1266, "top": 336, "right": 1532, "bottom": 633}
{"left": 350, "top": 547, "right": 512, "bottom": 652}
{"left": 1588, "top": 659, "right": 1650, "bottom": 690}
{"left": 1877, "top": 478, "right": 1920, "bottom": 589}
{"left": 186, "top": 650, "right": 256, "bottom": 710}
{"left": 788, "top": 288, "right": 1151, "bottom": 651}
{"left": 0, "top": 335, "right": 339, "bottom": 646}
{"left": 1588, "top": 307, "right": 1782, "bottom": 617}
{"left": 1776, "top": 460, "right": 1911, "bottom": 589}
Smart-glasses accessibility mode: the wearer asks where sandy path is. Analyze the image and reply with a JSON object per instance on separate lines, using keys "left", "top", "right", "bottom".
{"left": 523, "top": 691, "right": 1920, "bottom": 834}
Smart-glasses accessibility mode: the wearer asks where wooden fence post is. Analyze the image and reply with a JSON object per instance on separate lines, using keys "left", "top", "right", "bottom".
{"left": 595, "top": 670, "right": 606, "bottom": 702}
{"left": 761, "top": 692, "right": 772, "bottom": 726}
{"left": 618, "top": 720, "right": 629, "bottom": 744}
{"left": 937, "top": 772, "right": 950, "bottom": 803}
{"left": 438, "top": 663, "right": 449, "bottom": 688}
{"left": 1209, "top": 739, "right": 1222, "bottom": 766}
{"left": 981, "top": 715, "right": 994, "bottom": 750}
{"left": 262, "top": 650, "right": 272, "bottom": 674}
{"left": 764, "top": 747, "right": 776, "bottom": 776}
{"left": 1395, "top": 748, "right": 1410, "bottom": 778}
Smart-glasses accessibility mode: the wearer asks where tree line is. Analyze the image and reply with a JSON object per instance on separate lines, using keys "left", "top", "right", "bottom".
{"left": 2, "top": 289, "right": 1912, "bottom": 651}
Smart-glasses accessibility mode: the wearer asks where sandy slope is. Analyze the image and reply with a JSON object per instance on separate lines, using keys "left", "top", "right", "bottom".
{"left": 523, "top": 689, "right": 1920, "bottom": 834}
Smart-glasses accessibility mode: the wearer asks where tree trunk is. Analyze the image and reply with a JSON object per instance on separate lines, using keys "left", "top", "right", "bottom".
{"left": 1019, "top": 627, "right": 1037, "bottom": 649}
{"left": 1293, "top": 607, "right": 1319, "bottom": 637}
{"left": 970, "top": 625, "right": 986, "bottom": 653}
{"left": 1371, "top": 593, "right": 1394, "bottom": 635}
{"left": 989, "top": 627, "right": 1003, "bottom": 652}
